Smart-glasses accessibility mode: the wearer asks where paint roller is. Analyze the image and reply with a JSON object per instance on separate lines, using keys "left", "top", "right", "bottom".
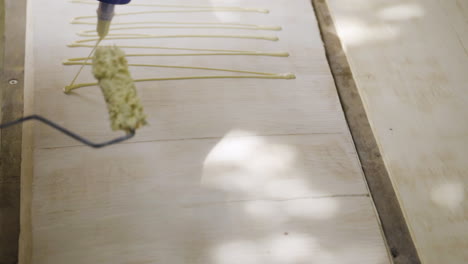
{"left": 0, "top": 46, "right": 146, "bottom": 148}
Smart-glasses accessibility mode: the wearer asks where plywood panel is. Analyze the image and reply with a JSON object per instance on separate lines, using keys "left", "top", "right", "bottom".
{"left": 32, "top": 134, "right": 388, "bottom": 264}
{"left": 31, "top": 0, "right": 345, "bottom": 149}
{"left": 325, "top": 0, "right": 468, "bottom": 263}
{"left": 27, "top": 0, "right": 390, "bottom": 263}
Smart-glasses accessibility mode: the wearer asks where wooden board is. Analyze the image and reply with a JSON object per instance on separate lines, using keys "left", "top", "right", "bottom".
{"left": 20, "top": 0, "right": 36, "bottom": 263}
{"left": 324, "top": 0, "right": 468, "bottom": 263}
{"left": 32, "top": 135, "right": 389, "bottom": 263}
{"left": 32, "top": 0, "right": 343, "bottom": 149}
{"left": 0, "top": 0, "right": 28, "bottom": 263}
{"left": 26, "top": 0, "right": 390, "bottom": 263}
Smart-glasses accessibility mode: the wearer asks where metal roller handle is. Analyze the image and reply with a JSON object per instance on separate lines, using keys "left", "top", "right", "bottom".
{"left": 0, "top": 115, "right": 135, "bottom": 148}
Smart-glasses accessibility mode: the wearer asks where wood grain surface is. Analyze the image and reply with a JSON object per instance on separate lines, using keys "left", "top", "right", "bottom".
{"left": 26, "top": 0, "right": 390, "bottom": 263}
{"left": 311, "top": 1, "right": 421, "bottom": 263}
{"left": 0, "top": 0, "right": 27, "bottom": 263}
{"left": 325, "top": 0, "right": 468, "bottom": 263}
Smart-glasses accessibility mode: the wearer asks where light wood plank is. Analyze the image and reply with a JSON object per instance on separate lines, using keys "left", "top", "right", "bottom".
{"left": 19, "top": 0, "right": 36, "bottom": 262}
{"left": 30, "top": 0, "right": 346, "bottom": 148}
{"left": 32, "top": 134, "right": 388, "bottom": 264}
{"left": 34, "top": 197, "right": 388, "bottom": 264}
{"left": 34, "top": 76, "right": 344, "bottom": 148}
{"left": 325, "top": 0, "right": 468, "bottom": 263}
